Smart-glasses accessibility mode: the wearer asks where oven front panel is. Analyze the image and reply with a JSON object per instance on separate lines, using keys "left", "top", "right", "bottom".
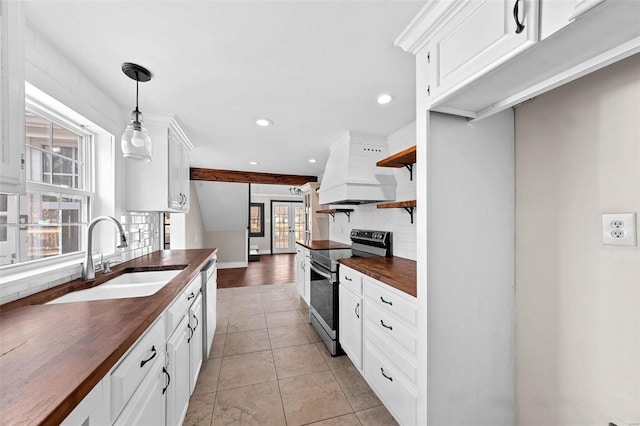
{"left": 309, "top": 263, "right": 338, "bottom": 334}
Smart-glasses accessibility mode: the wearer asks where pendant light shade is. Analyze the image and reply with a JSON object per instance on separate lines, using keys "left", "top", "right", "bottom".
{"left": 121, "top": 63, "right": 153, "bottom": 162}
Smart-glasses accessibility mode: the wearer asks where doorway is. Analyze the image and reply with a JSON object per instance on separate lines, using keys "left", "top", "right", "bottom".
{"left": 271, "top": 201, "right": 304, "bottom": 254}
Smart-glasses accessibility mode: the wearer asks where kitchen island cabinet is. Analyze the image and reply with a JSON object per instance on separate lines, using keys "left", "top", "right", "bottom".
{"left": 0, "top": 249, "right": 216, "bottom": 426}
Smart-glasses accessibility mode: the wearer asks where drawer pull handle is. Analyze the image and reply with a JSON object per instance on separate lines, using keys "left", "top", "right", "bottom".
{"left": 355, "top": 302, "right": 360, "bottom": 319}
{"left": 162, "top": 366, "right": 171, "bottom": 395}
{"left": 187, "top": 292, "right": 196, "bottom": 301}
{"left": 344, "top": 275, "right": 352, "bottom": 281}
{"left": 380, "top": 367, "right": 393, "bottom": 382}
{"left": 380, "top": 319, "right": 393, "bottom": 330}
{"left": 380, "top": 296, "right": 393, "bottom": 306}
{"left": 513, "top": 0, "right": 525, "bottom": 34}
{"left": 140, "top": 346, "right": 157, "bottom": 368}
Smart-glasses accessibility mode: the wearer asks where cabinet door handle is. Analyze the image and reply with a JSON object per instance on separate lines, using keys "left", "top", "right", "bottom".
{"left": 380, "top": 319, "right": 393, "bottom": 330}
{"left": 380, "top": 296, "right": 393, "bottom": 306}
{"left": 187, "top": 324, "right": 193, "bottom": 343}
{"left": 355, "top": 302, "right": 360, "bottom": 319}
{"left": 140, "top": 345, "right": 157, "bottom": 368}
{"left": 187, "top": 292, "right": 196, "bottom": 301}
{"left": 513, "top": 0, "right": 525, "bottom": 34}
{"left": 192, "top": 314, "right": 199, "bottom": 333}
{"left": 344, "top": 275, "right": 352, "bottom": 282}
{"left": 380, "top": 367, "right": 393, "bottom": 382}
{"left": 162, "top": 366, "right": 171, "bottom": 395}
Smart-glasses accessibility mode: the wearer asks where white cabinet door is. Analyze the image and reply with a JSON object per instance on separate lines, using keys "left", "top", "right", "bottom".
{"left": 168, "top": 130, "right": 185, "bottom": 211}
{"left": 428, "top": 0, "right": 538, "bottom": 103}
{"left": 0, "top": 0, "right": 25, "bottom": 195}
{"left": 303, "top": 249, "right": 311, "bottom": 306}
{"left": 339, "top": 285, "right": 363, "bottom": 371}
{"left": 189, "top": 294, "right": 203, "bottom": 394}
{"left": 166, "top": 315, "right": 191, "bottom": 426}
{"left": 113, "top": 352, "right": 166, "bottom": 426}
{"left": 295, "top": 246, "right": 305, "bottom": 298}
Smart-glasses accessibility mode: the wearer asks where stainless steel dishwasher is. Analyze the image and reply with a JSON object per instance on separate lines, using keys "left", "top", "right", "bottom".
{"left": 201, "top": 256, "right": 218, "bottom": 360}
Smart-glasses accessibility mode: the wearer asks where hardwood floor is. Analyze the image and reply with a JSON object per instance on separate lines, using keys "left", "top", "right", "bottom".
{"left": 217, "top": 253, "right": 296, "bottom": 288}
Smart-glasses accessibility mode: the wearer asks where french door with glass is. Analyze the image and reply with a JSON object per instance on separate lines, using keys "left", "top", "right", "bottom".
{"left": 272, "top": 201, "right": 304, "bottom": 254}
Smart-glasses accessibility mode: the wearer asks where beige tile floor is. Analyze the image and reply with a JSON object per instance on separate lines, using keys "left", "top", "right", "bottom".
{"left": 184, "top": 283, "right": 399, "bottom": 426}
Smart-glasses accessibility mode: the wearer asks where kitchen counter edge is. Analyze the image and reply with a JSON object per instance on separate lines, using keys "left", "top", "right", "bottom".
{"left": 339, "top": 256, "right": 417, "bottom": 297}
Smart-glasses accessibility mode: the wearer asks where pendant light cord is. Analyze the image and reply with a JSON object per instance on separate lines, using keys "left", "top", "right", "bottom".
{"left": 135, "top": 71, "right": 140, "bottom": 112}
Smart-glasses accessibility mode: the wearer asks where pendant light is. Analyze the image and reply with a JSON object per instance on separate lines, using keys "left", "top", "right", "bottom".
{"left": 121, "top": 62, "right": 153, "bottom": 161}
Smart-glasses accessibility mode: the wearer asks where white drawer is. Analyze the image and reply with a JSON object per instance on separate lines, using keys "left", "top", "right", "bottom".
{"left": 166, "top": 275, "right": 202, "bottom": 337}
{"left": 365, "top": 278, "right": 417, "bottom": 327}
{"left": 340, "top": 266, "right": 362, "bottom": 296}
{"left": 364, "top": 343, "right": 417, "bottom": 426}
{"left": 110, "top": 317, "right": 165, "bottom": 422}
{"left": 365, "top": 302, "right": 417, "bottom": 357}
{"left": 365, "top": 319, "right": 417, "bottom": 384}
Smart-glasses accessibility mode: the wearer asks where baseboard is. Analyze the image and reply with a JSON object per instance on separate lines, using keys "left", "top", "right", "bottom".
{"left": 217, "top": 261, "right": 248, "bottom": 269}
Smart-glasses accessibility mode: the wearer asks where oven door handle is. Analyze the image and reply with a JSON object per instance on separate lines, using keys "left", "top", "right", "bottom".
{"left": 309, "top": 263, "right": 333, "bottom": 281}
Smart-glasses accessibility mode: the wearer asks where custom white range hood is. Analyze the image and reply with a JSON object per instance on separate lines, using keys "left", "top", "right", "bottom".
{"left": 318, "top": 131, "right": 396, "bottom": 205}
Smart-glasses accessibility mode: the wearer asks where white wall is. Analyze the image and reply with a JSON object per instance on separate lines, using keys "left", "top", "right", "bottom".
{"left": 515, "top": 54, "right": 640, "bottom": 426}
{"left": 329, "top": 121, "right": 417, "bottom": 260}
{"left": 250, "top": 186, "right": 303, "bottom": 254}
{"left": 427, "top": 110, "right": 515, "bottom": 426}
{"left": 195, "top": 181, "right": 249, "bottom": 267}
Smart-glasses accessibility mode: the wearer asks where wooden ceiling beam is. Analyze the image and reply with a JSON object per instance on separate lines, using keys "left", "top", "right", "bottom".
{"left": 190, "top": 167, "right": 317, "bottom": 186}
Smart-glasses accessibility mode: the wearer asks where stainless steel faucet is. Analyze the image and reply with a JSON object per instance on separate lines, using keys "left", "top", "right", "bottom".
{"left": 82, "top": 216, "right": 128, "bottom": 280}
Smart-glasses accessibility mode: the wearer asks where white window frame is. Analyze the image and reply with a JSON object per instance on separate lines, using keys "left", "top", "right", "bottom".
{"left": 0, "top": 96, "right": 95, "bottom": 272}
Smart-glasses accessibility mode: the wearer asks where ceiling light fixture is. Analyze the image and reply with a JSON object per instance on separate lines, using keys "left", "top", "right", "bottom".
{"left": 289, "top": 187, "right": 303, "bottom": 196}
{"left": 376, "top": 94, "right": 393, "bottom": 105}
{"left": 121, "top": 62, "right": 153, "bottom": 161}
{"left": 309, "top": 159, "right": 317, "bottom": 163}
{"left": 255, "top": 118, "right": 273, "bottom": 127}
{"left": 249, "top": 161, "right": 259, "bottom": 165}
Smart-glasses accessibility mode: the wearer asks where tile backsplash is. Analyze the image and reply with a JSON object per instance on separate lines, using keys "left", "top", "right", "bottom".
{"left": 119, "top": 211, "right": 162, "bottom": 261}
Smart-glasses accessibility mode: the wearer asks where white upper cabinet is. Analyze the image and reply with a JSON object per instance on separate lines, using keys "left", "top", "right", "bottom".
{"left": 0, "top": 0, "right": 25, "bottom": 195}
{"left": 397, "top": 0, "right": 640, "bottom": 121}
{"left": 126, "top": 114, "right": 193, "bottom": 212}
{"left": 426, "top": 0, "right": 538, "bottom": 104}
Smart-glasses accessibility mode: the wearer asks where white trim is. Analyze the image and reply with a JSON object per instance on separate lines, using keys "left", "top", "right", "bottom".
{"left": 145, "top": 113, "right": 195, "bottom": 151}
{"left": 471, "top": 35, "right": 640, "bottom": 122}
{"left": 217, "top": 261, "right": 248, "bottom": 269}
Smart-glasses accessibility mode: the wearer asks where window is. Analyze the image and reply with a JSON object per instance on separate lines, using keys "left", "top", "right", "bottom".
{"left": 0, "top": 103, "right": 92, "bottom": 267}
{"left": 249, "top": 203, "right": 264, "bottom": 237}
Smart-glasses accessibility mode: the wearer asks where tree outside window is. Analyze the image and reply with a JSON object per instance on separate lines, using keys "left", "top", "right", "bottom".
{"left": 249, "top": 203, "right": 264, "bottom": 237}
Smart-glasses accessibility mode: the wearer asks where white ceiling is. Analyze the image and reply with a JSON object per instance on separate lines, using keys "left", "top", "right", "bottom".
{"left": 24, "top": 1, "right": 422, "bottom": 176}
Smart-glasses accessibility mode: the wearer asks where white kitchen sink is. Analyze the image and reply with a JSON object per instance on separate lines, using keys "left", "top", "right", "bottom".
{"left": 46, "top": 270, "right": 183, "bottom": 304}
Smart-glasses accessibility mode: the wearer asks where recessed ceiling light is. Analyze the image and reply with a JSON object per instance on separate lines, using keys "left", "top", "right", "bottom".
{"left": 376, "top": 94, "right": 393, "bottom": 105}
{"left": 309, "top": 159, "right": 316, "bottom": 163}
{"left": 255, "top": 118, "right": 273, "bottom": 127}
{"left": 249, "top": 161, "right": 259, "bottom": 165}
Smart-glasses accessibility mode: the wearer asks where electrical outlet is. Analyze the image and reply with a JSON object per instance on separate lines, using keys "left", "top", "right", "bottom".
{"left": 602, "top": 213, "right": 637, "bottom": 246}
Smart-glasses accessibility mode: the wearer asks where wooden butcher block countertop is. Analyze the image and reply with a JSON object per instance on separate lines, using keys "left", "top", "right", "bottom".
{"left": 295, "top": 240, "right": 351, "bottom": 250}
{"left": 339, "top": 256, "right": 417, "bottom": 297}
{"left": 0, "top": 249, "right": 217, "bottom": 426}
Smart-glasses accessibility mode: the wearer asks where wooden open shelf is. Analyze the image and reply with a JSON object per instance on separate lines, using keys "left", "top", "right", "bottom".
{"left": 316, "top": 208, "right": 354, "bottom": 223}
{"left": 377, "top": 200, "right": 416, "bottom": 224}
{"left": 377, "top": 145, "right": 416, "bottom": 168}
{"left": 376, "top": 145, "right": 416, "bottom": 180}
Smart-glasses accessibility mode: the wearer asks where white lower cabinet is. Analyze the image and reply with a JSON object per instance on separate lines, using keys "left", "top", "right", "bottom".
{"left": 114, "top": 356, "right": 167, "bottom": 426}
{"left": 188, "top": 294, "right": 203, "bottom": 394}
{"left": 295, "top": 245, "right": 311, "bottom": 306}
{"left": 62, "top": 273, "right": 209, "bottom": 426}
{"left": 166, "top": 315, "right": 191, "bottom": 426}
{"left": 338, "top": 270, "right": 418, "bottom": 425}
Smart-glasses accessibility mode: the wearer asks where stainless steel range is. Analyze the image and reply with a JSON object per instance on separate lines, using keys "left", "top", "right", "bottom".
{"left": 309, "top": 229, "right": 392, "bottom": 355}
